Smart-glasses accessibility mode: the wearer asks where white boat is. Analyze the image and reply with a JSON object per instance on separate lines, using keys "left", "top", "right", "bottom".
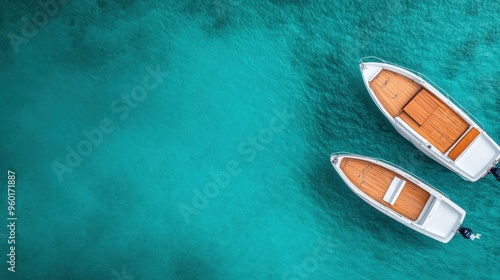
{"left": 359, "top": 57, "right": 500, "bottom": 182}
{"left": 330, "top": 153, "right": 478, "bottom": 243}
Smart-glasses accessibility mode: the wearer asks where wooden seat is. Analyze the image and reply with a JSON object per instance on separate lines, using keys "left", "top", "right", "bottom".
{"left": 403, "top": 89, "right": 438, "bottom": 126}
{"left": 398, "top": 93, "right": 469, "bottom": 153}
{"left": 369, "top": 68, "right": 470, "bottom": 153}
{"left": 383, "top": 177, "right": 406, "bottom": 205}
{"left": 448, "top": 128, "right": 480, "bottom": 161}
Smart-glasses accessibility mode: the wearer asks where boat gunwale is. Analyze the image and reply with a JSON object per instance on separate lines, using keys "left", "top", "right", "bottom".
{"left": 331, "top": 153, "right": 447, "bottom": 200}
{"left": 359, "top": 56, "right": 485, "bottom": 129}
{"left": 331, "top": 152, "right": 449, "bottom": 198}
{"left": 330, "top": 153, "right": 465, "bottom": 243}
{"left": 359, "top": 60, "right": 500, "bottom": 181}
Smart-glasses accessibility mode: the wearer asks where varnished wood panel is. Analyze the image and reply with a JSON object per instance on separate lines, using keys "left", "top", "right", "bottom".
{"left": 369, "top": 68, "right": 470, "bottom": 153}
{"left": 340, "top": 158, "right": 430, "bottom": 221}
{"left": 448, "top": 128, "right": 480, "bottom": 160}
{"left": 399, "top": 95, "right": 469, "bottom": 153}
{"left": 403, "top": 89, "right": 438, "bottom": 125}
{"left": 369, "top": 70, "right": 422, "bottom": 117}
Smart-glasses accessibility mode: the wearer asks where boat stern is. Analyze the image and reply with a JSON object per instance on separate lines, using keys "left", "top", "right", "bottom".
{"left": 453, "top": 133, "right": 500, "bottom": 181}
{"left": 421, "top": 199, "right": 466, "bottom": 243}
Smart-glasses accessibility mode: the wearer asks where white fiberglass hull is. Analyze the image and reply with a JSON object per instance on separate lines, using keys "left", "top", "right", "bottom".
{"left": 331, "top": 153, "right": 466, "bottom": 243}
{"left": 359, "top": 59, "right": 500, "bottom": 182}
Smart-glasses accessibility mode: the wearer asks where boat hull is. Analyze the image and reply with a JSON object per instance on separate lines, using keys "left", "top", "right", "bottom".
{"left": 359, "top": 60, "right": 500, "bottom": 181}
{"left": 331, "top": 153, "right": 465, "bottom": 243}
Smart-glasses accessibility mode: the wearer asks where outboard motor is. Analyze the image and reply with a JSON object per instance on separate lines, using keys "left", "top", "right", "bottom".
{"left": 458, "top": 227, "right": 473, "bottom": 239}
{"left": 491, "top": 167, "right": 500, "bottom": 182}
{"left": 458, "top": 227, "right": 481, "bottom": 241}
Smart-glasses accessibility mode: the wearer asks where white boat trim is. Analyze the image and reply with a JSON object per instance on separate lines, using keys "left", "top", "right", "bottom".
{"left": 330, "top": 153, "right": 466, "bottom": 243}
{"left": 359, "top": 57, "right": 500, "bottom": 181}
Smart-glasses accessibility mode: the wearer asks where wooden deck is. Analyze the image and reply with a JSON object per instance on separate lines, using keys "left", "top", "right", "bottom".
{"left": 340, "top": 157, "right": 430, "bottom": 221}
{"left": 369, "top": 69, "right": 473, "bottom": 154}
{"left": 370, "top": 70, "right": 422, "bottom": 117}
{"left": 448, "top": 128, "right": 480, "bottom": 160}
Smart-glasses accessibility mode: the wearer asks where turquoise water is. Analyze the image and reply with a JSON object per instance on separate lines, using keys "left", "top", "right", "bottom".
{"left": 1, "top": 0, "right": 499, "bottom": 279}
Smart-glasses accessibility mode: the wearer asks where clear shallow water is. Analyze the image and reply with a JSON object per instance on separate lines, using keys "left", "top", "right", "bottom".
{"left": 0, "top": 1, "right": 499, "bottom": 279}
